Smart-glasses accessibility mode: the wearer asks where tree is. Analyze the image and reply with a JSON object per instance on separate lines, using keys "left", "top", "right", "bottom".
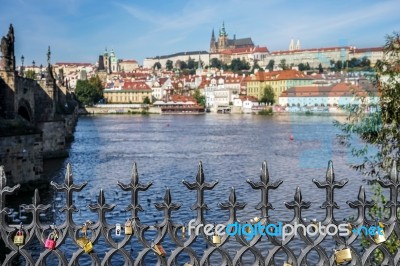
{"left": 187, "top": 58, "right": 195, "bottom": 69}
{"left": 260, "top": 85, "right": 275, "bottom": 105}
{"left": 266, "top": 59, "right": 274, "bottom": 71}
{"left": 318, "top": 63, "right": 323, "bottom": 74}
{"left": 210, "top": 58, "right": 223, "bottom": 69}
{"left": 279, "top": 59, "right": 287, "bottom": 70}
{"left": 165, "top": 60, "right": 173, "bottom": 70}
{"left": 25, "top": 69, "right": 36, "bottom": 79}
{"left": 75, "top": 75, "right": 104, "bottom": 106}
{"left": 251, "top": 60, "right": 262, "bottom": 73}
{"left": 153, "top": 62, "right": 161, "bottom": 70}
{"left": 143, "top": 96, "right": 151, "bottom": 104}
{"left": 179, "top": 61, "right": 188, "bottom": 70}
{"left": 334, "top": 31, "right": 400, "bottom": 263}
{"left": 193, "top": 89, "right": 205, "bottom": 106}
{"left": 335, "top": 60, "right": 343, "bottom": 70}
{"left": 298, "top": 63, "right": 306, "bottom": 71}
{"left": 229, "top": 58, "right": 250, "bottom": 72}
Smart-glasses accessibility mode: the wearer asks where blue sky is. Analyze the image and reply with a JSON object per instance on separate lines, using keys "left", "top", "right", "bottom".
{"left": 1, "top": 0, "right": 399, "bottom": 66}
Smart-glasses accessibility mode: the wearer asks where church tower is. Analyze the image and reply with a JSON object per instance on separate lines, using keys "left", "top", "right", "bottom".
{"left": 296, "top": 39, "right": 301, "bottom": 50}
{"left": 210, "top": 29, "right": 217, "bottom": 53}
{"left": 289, "top": 39, "right": 295, "bottom": 51}
{"left": 218, "top": 22, "right": 228, "bottom": 51}
{"left": 103, "top": 48, "right": 110, "bottom": 74}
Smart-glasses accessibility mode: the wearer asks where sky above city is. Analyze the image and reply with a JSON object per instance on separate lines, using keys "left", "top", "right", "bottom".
{"left": 1, "top": 0, "right": 399, "bottom": 66}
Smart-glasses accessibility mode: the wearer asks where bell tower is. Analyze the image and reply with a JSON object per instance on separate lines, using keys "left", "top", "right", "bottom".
{"left": 218, "top": 22, "right": 228, "bottom": 51}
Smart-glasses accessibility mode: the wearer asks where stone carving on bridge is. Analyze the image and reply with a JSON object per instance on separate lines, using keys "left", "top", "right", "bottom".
{"left": 0, "top": 24, "right": 15, "bottom": 72}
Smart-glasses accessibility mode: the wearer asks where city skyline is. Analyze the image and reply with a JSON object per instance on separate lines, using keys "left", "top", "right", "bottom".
{"left": 1, "top": 0, "right": 399, "bottom": 66}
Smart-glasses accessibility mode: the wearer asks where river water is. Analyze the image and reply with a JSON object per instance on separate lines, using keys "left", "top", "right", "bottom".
{"left": 17, "top": 114, "right": 376, "bottom": 265}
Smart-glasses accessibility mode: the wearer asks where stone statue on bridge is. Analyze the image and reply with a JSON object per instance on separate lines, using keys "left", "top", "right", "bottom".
{"left": 0, "top": 24, "right": 15, "bottom": 72}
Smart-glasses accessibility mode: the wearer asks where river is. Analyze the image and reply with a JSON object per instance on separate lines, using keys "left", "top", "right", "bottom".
{"left": 17, "top": 114, "right": 375, "bottom": 264}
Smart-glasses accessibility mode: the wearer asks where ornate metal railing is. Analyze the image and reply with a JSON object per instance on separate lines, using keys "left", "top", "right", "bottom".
{"left": 0, "top": 160, "right": 399, "bottom": 266}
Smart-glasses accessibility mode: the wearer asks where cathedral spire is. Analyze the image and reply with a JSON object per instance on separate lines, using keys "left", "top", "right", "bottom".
{"left": 220, "top": 21, "right": 227, "bottom": 37}
{"left": 289, "top": 38, "right": 295, "bottom": 51}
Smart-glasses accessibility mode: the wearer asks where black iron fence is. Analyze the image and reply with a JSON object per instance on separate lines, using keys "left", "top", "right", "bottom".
{"left": 0, "top": 160, "right": 399, "bottom": 265}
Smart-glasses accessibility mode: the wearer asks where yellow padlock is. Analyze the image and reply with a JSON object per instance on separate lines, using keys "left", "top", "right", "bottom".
{"left": 14, "top": 230, "right": 24, "bottom": 246}
{"left": 334, "top": 248, "right": 352, "bottom": 264}
{"left": 83, "top": 240, "right": 93, "bottom": 253}
{"left": 374, "top": 222, "right": 386, "bottom": 244}
{"left": 125, "top": 219, "right": 133, "bottom": 235}
{"left": 283, "top": 262, "right": 292, "bottom": 266}
{"left": 77, "top": 222, "right": 93, "bottom": 253}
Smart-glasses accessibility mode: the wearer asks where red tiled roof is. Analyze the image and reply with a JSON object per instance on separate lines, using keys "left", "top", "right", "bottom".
{"left": 122, "top": 81, "right": 151, "bottom": 91}
{"left": 170, "top": 95, "right": 197, "bottom": 102}
{"left": 55, "top": 62, "right": 92, "bottom": 66}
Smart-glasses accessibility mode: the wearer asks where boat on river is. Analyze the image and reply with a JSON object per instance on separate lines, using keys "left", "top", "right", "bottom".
{"left": 153, "top": 95, "right": 205, "bottom": 114}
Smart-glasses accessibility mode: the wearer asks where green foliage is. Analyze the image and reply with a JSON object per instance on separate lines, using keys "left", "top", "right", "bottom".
{"left": 193, "top": 89, "right": 205, "bottom": 106}
{"left": 24, "top": 69, "right": 36, "bottom": 79}
{"left": 143, "top": 96, "right": 151, "bottom": 104}
{"left": 266, "top": 59, "right": 274, "bottom": 71}
{"left": 229, "top": 58, "right": 250, "bottom": 72}
{"left": 165, "top": 60, "right": 173, "bottom": 70}
{"left": 75, "top": 75, "right": 104, "bottom": 106}
{"left": 260, "top": 85, "right": 275, "bottom": 105}
{"left": 279, "top": 59, "right": 288, "bottom": 70}
{"left": 318, "top": 63, "right": 323, "bottom": 73}
{"left": 298, "top": 62, "right": 311, "bottom": 71}
{"left": 250, "top": 60, "right": 262, "bottom": 73}
{"left": 153, "top": 62, "right": 161, "bottom": 70}
{"left": 334, "top": 31, "right": 400, "bottom": 261}
{"left": 210, "top": 58, "right": 223, "bottom": 69}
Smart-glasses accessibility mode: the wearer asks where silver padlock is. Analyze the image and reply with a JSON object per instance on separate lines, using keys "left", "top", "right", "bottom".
{"left": 116, "top": 223, "right": 121, "bottom": 236}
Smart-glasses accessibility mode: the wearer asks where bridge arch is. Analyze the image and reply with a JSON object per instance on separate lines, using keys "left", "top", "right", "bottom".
{"left": 17, "top": 99, "right": 33, "bottom": 122}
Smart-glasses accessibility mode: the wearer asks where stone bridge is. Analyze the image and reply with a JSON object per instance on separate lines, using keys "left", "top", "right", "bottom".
{"left": 0, "top": 24, "right": 78, "bottom": 185}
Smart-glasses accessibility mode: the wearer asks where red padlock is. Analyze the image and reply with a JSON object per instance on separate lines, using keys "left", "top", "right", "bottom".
{"left": 44, "top": 232, "right": 57, "bottom": 250}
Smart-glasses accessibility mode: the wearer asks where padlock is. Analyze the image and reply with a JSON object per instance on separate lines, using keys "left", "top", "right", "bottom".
{"left": 152, "top": 243, "right": 166, "bottom": 257}
{"left": 347, "top": 223, "right": 353, "bottom": 235}
{"left": 77, "top": 237, "right": 93, "bottom": 253}
{"left": 14, "top": 230, "right": 24, "bottom": 246}
{"left": 334, "top": 248, "right": 352, "bottom": 264}
{"left": 283, "top": 262, "right": 292, "bottom": 266}
{"left": 183, "top": 263, "right": 193, "bottom": 266}
{"left": 310, "top": 219, "right": 318, "bottom": 233}
{"left": 212, "top": 232, "right": 221, "bottom": 245}
{"left": 116, "top": 223, "right": 121, "bottom": 236}
{"left": 182, "top": 225, "right": 186, "bottom": 239}
{"left": 45, "top": 232, "right": 57, "bottom": 250}
{"left": 374, "top": 222, "right": 386, "bottom": 244}
{"left": 125, "top": 219, "right": 133, "bottom": 235}
{"left": 77, "top": 222, "right": 93, "bottom": 254}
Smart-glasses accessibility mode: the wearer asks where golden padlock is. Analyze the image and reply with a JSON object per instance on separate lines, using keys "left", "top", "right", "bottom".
{"left": 77, "top": 222, "right": 93, "bottom": 253}
{"left": 14, "top": 230, "right": 24, "bottom": 246}
{"left": 212, "top": 230, "right": 221, "bottom": 245}
{"left": 334, "top": 248, "right": 352, "bottom": 264}
{"left": 184, "top": 263, "right": 193, "bottom": 266}
{"left": 125, "top": 219, "right": 133, "bottom": 235}
{"left": 283, "top": 262, "right": 292, "bottom": 266}
{"left": 182, "top": 225, "right": 186, "bottom": 239}
{"left": 83, "top": 240, "right": 93, "bottom": 253}
{"left": 374, "top": 222, "right": 386, "bottom": 244}
{"left": 152, "top": 243, "right": 166, "bottom": 257}
{"left": 347, "top": 223, "right": 353, "bottom": 235}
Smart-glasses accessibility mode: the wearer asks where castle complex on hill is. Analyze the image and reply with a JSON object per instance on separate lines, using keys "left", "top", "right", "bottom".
{"left": 143, "top": 22, "right": 383, "bottom": 70}
{"left": 209, "top": 22, "right": 255, "bottom": 53}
